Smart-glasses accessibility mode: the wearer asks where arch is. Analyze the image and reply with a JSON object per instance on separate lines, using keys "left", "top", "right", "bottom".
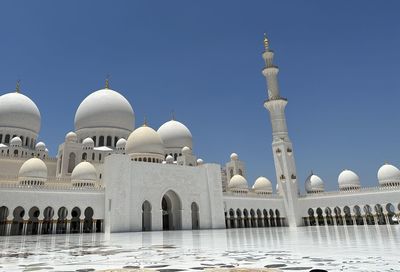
{"left": 235, "top": 209, "right": 243, "bottom": 228}
{"left": 334, "top": 206, "right": 343, "bottom": 225}
{"left": 343, "top": 206, "right": 353, "bottom": 225}
{"left": 99, "top": 136, "right": 104, "bottom": 146}
{"left": 0, "top": 206, "right": 9, "bottom": 236}
{"left": 275, "top": 209, "right": 282, "bottom": 227}
{"left": 106, "top": 136, "right": 112, "bottom": 147}
{"left": 191, "top": 202, "right": 200, "bottom": 230}
{"left": 263, "top": 209, "right": 269, "bottom": 227}
{"left": 353, "top": 205, "right": 364, "bottom": 225}
{"left": 364, "top": 205, "right": 375, "bottom": 225}
{"left": 316, "top": 208, "right": 324, "bottom": 226}
{"left": 374, "top": 204, "right": 386, "bottom": 225}
{"left": 68, "top": 153, "right": 76, "bottom": 173}
{"left": 56, "top": 207, "right": 68, "bottom": 234}
{"left": 70, "top": 207, "right": 81, "bottom": 233}
{"left": 386, "top": 203, "right": 397, "bottom": 225}
{"left": 82, "top": 152, "right": 87, "bottom": 161}
{"left": 142, "top": 201, "right": 152, "bottom": 231}
{"left": 229, "top": 168, "right": 234, "bottom": 179}
{"left": 26, "top": 207, "right": 40, "bottom": 235}
{"left": 256, "top": 209, "right": 263, "bottom": 227}
{"left": 243, "top": 209, "right": 250, "bottom": 228}
{"left": 41, "top": 206, "right": 54, "bottom": 234}
{"left": 229, "top": 209, "right": 235, "bottom": 228}
{"left": 4, "top": 134, "right": 10, "bottom": 144}
{"left": 11, "top": 206, "right": 25, "bottom": 235}
{"left": 307, "top": 208, "right": 316, "bottom": 226}
{"left": 269, "top": 209, "right": 275, "bottom": 227}
{"left": 83, "top": 207, "right": 94, "bottom": 233}
{"left": 325, "top": 207, "right": 334, "bottom": 225}
{"left": 13, "top": 149, "right": 18, "bottom": 156}
{"left": 250, "top": 209, "right": 256, "bottom": 228}
{"left": 161, "top": 190, "right": 182, "bottom": 231}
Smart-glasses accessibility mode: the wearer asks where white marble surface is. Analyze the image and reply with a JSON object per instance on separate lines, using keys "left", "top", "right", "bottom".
{"left": 0, "top": 226, "right": 399, "bottom": 271}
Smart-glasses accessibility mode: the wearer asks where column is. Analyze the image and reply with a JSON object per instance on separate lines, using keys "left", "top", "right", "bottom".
{"left": 6, "top": 222, "right": 11, "bottom": 236}
{"left": 22, "top": 221, "right": 27, "bottom": 235}
{"left": 66, "top": 221, "right": 71, "bottom": 234}
{"left": 92, "top": 220, "right": 96, "bottom": 233}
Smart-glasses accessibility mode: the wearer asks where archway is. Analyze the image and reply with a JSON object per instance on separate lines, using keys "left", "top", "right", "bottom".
{"left": 68, "top": 153, "right": 76, "bottom": 173}
{"left": 334, "top": 206, "right": 343, "bottom": 225}
{"left": 375, "top": 204, "right": 386, "bottom": 225}
{"left": 142, "top": 201, "right": 152, "bottom": 231}
{"left": 343, "top": 206, "right": 353, "bottom": 225}
{"left": 364, "top": 205, "right": 375, "bottom": 225}
{"left": 236, "top": 209, "right": 243, "bottom": 228}
{"left": 83, "top": 207, "right": 94, "bottom": 233}
{"left": 11, "top": 206, "right": 25, "bottom": 235}
{"left": 56, "top": 207, "right": 68, "bottom": 234}
{"left": 316, "top": 208, "right": 324, "bottom": 226}
{"left": 256, "top": 209, "right": 263, "bottom": 227}
{"left": 308, "top": 208, "right": 316, "bottom": 226}
{"left": 386, "top": 203, "right": 397, "bottom": 225}
{"left": 263, "top": 209, "right": 269, "bottom": 227}
{"left": 70, "top": 207, "right": 81, "bottom": 233}
{"left": 269, "top": 209, "right": 275, "bottom": 227}
{"left": 229, "top": 209, "right": 235, "bottom": 228}
{"left": 26, "top": 207, "right": 40, "bottom": 235}
{"left": 353, "top": 206, "right": 364, "bottom": 225}
{"left": 325, "top": 207, "right": 334, "bottom": 225}
{"left": 243, "top": 209, "right": 250, "bottom": 228}
{"left": 161, "top": 190, "right": 182, "bottom": 231}
{"left": 250, "top": 209, "right": 256, "bottom": 228}
{"left": 275, "top": 209, "right": 282, "bottom": 226}
{"left": 191, "top": 202, "right": 200, "bottom": 230}
{"left": 0, "top": 206, "right": 9, "bottom": 236}
{"left": 42, "top": 207, "right": 54, "bottom": 234}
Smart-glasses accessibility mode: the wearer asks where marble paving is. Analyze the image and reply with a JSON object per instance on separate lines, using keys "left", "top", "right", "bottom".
{"left": 0, "top": 226, "right": 399, "bottom": 271}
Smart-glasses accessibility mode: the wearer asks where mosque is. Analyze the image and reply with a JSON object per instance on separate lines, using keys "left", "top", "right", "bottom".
{"left": 0, "top": 36, "right": 399, "bottom": 236}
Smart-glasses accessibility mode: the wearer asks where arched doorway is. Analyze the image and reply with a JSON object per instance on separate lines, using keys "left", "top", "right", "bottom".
{"left": 343, "top": 206, "right": 353, "bottom": 225}
{"left": 191, "top": 202, "right": 200, "bottom": 230}
{"left": 0, "top": 206, "right": 9, "bottom": 236}
{"left": 11, "top": 206, "right": 25, "bottom": 235}
{"left": 364, "top": 205, "right": 375, "bottom": 225}
{"left": 26, "top": 207, "right": 40, "bottom": 235}
{"left": 316, "top": 208, "right": 324, "bottom": 226}
{"left": 236, "top": 209, "right": 243, "bottom": 228}
{"left": 353, "top": 206, "right": 364, "bottom": 225}
{"left": 56, "top": 207, "right": 68, "bottom": 234}
{"left": 325, "top": 207, "right": 334, "bottom": 225}
{"left": 42, "top": 207, "right": 54, "bottom": 234}
{"left": 256, "top": 209, "right": 263, "bottom": 227}
{"left": 308, "top": 208, "right": 316, "bottom": 226}
{"left": 386, "top": 203, "right": 397, "bottom": 225}
{"left": 375, "top": 204, "right": 386, "bottom": 225}
{"left": 334, "top": 206, "right": 343, "bottom": 225}
{"left": 269, "top": 209, "right": 275, "bottom": 227}
{"left": 161, "top": 190, "right": 182, "bottom": 231}
{"left": 263, "top": 209, "right": 269, "bottom": 227}
{"left": 83, "top": 207, "right": 94, "bottom": 233}
{"left": 243, "top": 209, "right": 250, "bottom": 228}
{"left": 70, "top": 207, "right": 81, "bottom": 233}
{"left": 229, "top": 209, "right": 235, "bottom": 228}
{"left": 142, "top": 201, "right": 152, "bottom": 231}
{"left": 250, "top": 209, "right": 256, "bottom": 228}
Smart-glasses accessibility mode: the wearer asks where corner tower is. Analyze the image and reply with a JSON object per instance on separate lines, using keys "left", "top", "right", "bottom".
{"left": 262, "top": 35, "right": 301, "bottom": 227}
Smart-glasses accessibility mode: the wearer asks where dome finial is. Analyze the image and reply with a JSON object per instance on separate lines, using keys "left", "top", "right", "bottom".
{"left": 15, "top": 80, "right": 21, "bottom": 93}
{"left": 143, "top": 116, "right": 148, "bottom": 127}
{"left": 263, "top": 33, "right": 269, "bottom": 50}
{"left": 171, "top": 110, "right": 175, "bottom": 120}
{"left": 105, "top": 74, "right": 110, "bottom": 89}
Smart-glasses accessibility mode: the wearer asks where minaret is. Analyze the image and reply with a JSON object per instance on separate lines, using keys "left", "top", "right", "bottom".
{"left": 262, "top": 35, "right": 301, "bottom": 227}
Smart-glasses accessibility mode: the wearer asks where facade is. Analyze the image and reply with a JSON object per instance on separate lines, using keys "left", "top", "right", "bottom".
{"left": 0, "top": 37, "right": 399, "bottom": 236}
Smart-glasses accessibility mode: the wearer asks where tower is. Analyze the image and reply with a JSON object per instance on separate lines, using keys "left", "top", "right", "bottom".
{"left": 262, "top": 35, "right": 301, "bottom": 227}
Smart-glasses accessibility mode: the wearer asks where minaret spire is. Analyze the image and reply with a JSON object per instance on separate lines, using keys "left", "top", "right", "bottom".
{"left": 262, "top": 35, "right": 300, "bottom": 227}
{"left": 105, "top": 74, "right": 110, "bottom": 89}
{"left": 15, "top": 80, "right": 21, "bottom": 93}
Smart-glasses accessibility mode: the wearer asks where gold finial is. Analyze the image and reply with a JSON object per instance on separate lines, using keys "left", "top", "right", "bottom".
{"left": 263, "top": 33, "right": 269, "bottom": 50}
{"left": 143, "top": 116, "right": 148, "bottom": 127}
{"left": 15, "top": 80, "right": 21, "bottom": 93}
{"left": 105, "top": 74, "right": 110, "bottom": 89}
{"left": 171, "top": 110, "right": 175, "bottom": 120}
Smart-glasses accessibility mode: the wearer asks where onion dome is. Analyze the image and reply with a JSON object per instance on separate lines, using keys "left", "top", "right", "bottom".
{"left": 305, "top": 173, "right": 325, "bottom": 193}
{"left": 35, "top": 142, "right": 46, "bottom": 152}
{"left": 157, "top": 120, "right": 193, "bottom": 150}
{"left": 230, "top": 153, "right": 238, "bottom": 161}
{"left": 377, "top": 163, "right": 400, "bottom": 187}
{"left": 252, "top": 176, "right": 273, "bottom": 194}
{"left": 65, "top": 131, "right": 78, "bottom": 143}
{"left": 10, "top": 136, "right": 22, "bottom": 147}
{"left": 74, "top": 88, "right": 134, "bottom": 132}
{"left": 116, "top": 138, "right": 127, "bottom": 150}
{"left": 228, "top": 174, "right": 248, "bottom": 192}
{"left": 18, "top": 158, "right": 47, "bottom": 185}
{"left": 338, "top": 169, "right": 361, "bottom": 191}
{"left": 82, "top": 137, "right": 94, "bottom": 149}
{"left": 71, "top": 161, "right": 97, "bottom": 187}
{"left": 0, "top": 92, "right": 41, "bottom": 134}
{"left": 125, "top": 125, "right": 164, "bottom": 158}
{"left": 196, "top": 158, "right": 204, "bottom": 165}
{"left": 166, "top": 155, "right": 174, "bottom": 164}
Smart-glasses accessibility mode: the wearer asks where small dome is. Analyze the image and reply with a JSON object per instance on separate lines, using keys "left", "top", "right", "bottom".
{"left": 338, "top": 169, "right": 361, "bottom": 190}
{"left": 197, "top": 158, "right": 204, "bottom": 165}
{"left": 228, "top": 174, "right": 248, "bottom": 191}
{"left": 65, "top": 131, "right": 77, "bottom": 143}
{"left": 252, "top": 176, "right": 273, "bottom": 193}
{"left": 10, "top": 136, "right": 22, "bottom": 147}
{"left": 71, "top": 161, "right": 97, "bottom": 182}
{"left": 19, "top": 158, "right": 47, "bottom": 180}
{"left": 0, "top": 92, "right": 41, "bottom": 134}
{"left": 116, "top": 138, "right": 127, "bottom": 149}
{"left": 126, "top": 125, "right": 164, "bottom": 155}
{"left": 157, "top": 120, "right": 193, "bottom": 149}
{"left": 166, "top": 155, "right": 174, "bottom": 164}
{"left": 74, "top": 88, "right": 134, "bottom": 132}
{"left": 377, "top": 164, "right": 400, "bottom": 186}
{"left": 82, "top": 137, "right": 94, "bottom": 147}
{"left": 305, "top": 174, "right": 325, "bottom": 193}
{"left": 230, "top": 153, "right": 238, "bottom": 161}
{"left": 181, "top": 146, "right": 191, "bottom": 155}
{"left": 35, "top": 142, "right": 46, "bottom": 152}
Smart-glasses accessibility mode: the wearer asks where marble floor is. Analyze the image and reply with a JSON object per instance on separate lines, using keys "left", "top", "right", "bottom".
{"left": 0, "top": 226, "right": 399, "bottom": 272}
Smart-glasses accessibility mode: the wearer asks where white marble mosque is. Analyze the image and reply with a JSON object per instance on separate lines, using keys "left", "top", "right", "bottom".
{"left": 0, "top": 36, "right": 399, "bottom": 237}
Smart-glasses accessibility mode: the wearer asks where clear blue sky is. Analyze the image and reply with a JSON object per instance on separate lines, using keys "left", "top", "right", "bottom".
{"left": 1, "top": 1, "right": 399, "bottom": 192}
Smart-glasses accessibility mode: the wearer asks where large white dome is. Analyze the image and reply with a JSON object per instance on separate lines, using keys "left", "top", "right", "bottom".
{"left": 252, "top": 176, "right": 272, "bottom": 193}
{"left": 0, "top": 92, "right": 41, "bottom": 134}
{"left": 18, "top": 158, "right": 47, "bottom": 180}
{"left": 228, "top": 174, "right": 248, "bottom": 191}
{"left": 126, "top": 125, "right": 164, "bottom": 155}
{"left": 377, "top": 164, "right": 400, "bottom": 186}
{"left": 338, "top": 169, "right": 361, "bottom": 190}
{"left": 71, "top": 161, "right": 97, "bottom": 182}
{"left": 305, "top": 174, "right": 325, "bottom": 193}
{"left": 74, "top": 88, "right": 134, "bottom": 131}
{"left": 157, "top": 120, "right": 192, "bottom": 150}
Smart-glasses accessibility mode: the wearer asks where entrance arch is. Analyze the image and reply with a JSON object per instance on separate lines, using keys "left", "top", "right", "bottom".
{"left": 142, "top": 201, "right": 152, "bottom": 231}
{"left": 161, "top": 190, "right": 182, "bottom": 231}
{"left": 191, "top": 202, "right": 200, "bottom": 230}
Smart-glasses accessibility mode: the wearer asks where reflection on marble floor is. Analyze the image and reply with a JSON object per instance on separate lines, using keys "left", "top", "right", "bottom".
{"left": 0, "top": 226, "right": 399, "bottom": 272}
